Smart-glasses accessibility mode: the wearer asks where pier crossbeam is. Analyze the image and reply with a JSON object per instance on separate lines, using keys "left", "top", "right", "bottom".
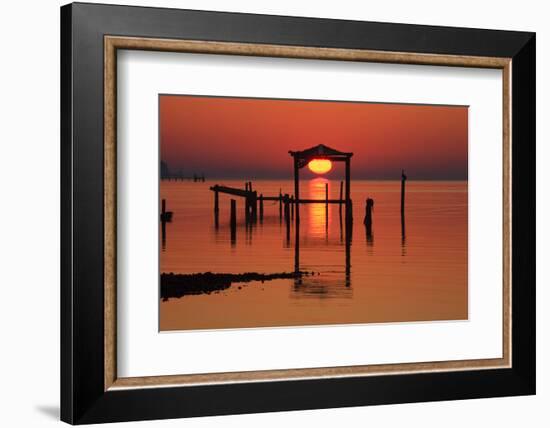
{"left": 210, "top": 185, "right": 253, "bottom": 198}
{"left": 210, "top": 188, "right": 347, "bottom": 205}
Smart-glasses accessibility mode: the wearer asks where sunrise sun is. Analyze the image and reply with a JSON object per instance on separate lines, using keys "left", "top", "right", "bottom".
{"left": 307, "top": 159, "right": 333, "bottom": 174}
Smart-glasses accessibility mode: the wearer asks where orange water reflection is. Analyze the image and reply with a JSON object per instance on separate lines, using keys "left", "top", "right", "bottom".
{"left": 306, "top": 178, "right": 331, "bottom": 238}
{"left": 160, "top": 179, "right": 467, "bottom": 331}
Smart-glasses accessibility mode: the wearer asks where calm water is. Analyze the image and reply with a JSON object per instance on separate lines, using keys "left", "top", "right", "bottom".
{"left": 160, "top": 179, "right": 467, "bottom": 331}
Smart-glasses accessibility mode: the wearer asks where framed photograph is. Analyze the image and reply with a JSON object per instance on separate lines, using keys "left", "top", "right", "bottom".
{"left": 61, "top": 2, "right": 535, "bottom": 424}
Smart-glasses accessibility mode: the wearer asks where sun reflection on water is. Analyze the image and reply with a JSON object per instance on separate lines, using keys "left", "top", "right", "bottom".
{"left": 307, "top": 177, "right": 331, "bottom": 238}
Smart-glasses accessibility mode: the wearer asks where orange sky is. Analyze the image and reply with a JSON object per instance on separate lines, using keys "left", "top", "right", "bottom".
{"left": 160, "top": 95, "right": 468, "bottom": 180}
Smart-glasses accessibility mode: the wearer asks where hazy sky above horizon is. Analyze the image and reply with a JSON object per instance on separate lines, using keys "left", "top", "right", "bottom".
{"left": 160, "top": 95, "right": 468, "bottom": 180}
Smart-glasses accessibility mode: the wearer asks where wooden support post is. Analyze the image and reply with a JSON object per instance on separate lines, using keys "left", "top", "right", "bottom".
{"left": 345, "top": 228, "right": 351, "bottom": 286}
{"left": 339, "top": 180, "right": 343, "bottom": 217}
{"left": 345, "top": 158, "right": 352, "bottom": 226}
{"left": 244, "top": 197, "right": 250, "bottom": 224}
{"left": 401, "top": 169, "right": 407, "bottom": 239}
{"left": 364, "top": 198, "right": 374, "bottom": 226}
{"left": 293, "top": 156, "right": 301, "bottom": 275}
{"left": 230, "top": 199, "right": 237, "bottom": 245}
{"left": 161, "top": 218, "right": 166, "bottom": 250}
{"left": 279, "top": 189, "right": 283, "bottom": 220}
{"left": 252, "top": 191, "right": 258, "bottom": 222}
{"left": 160, "top": 198, "right": 173, "bottom": 223}
{"left": 161, "top": 199, "right": 168, "bottom": 249}
{"left": 401, "top": 169, "right": 407, "bottom": 218}
{"left": 364, "top": 198, "right": 374, "bottom": 238}
{"left": 325, "top": 182, "right": 329, "bottom": 231}
{"left": 214, "top": 191, "right": 219, "bottom": 228}
{"left": 291, "top": 196, "right": 294, "bottom": 220}
{"left": 259, "top": 194, "right": 264, "bottom": 222}
{"left": 283, "top": 194, "right": 290, "bottom": 221}
{"left": 294, "top": 158, "right": 300, "bottom": 225}
{"left": 284, "top": 194, "right": 291, "bottom": 243}
{"left": 345, "top": 200, "right": 352, "bottom": 287}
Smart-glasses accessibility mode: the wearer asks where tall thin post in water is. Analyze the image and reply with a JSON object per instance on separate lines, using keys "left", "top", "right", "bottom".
{"left": 214, "top": 189, "right": 219, "bottom": 227}
{"left": 345, "top": 206, "right": 352, "bottom": 287}
{"left": 340, "top": 160, "right": 352, "bottom": 265}
{"left": 401, "top": 169, "right": 407, "bottom": 238}
{"left": 244, "top": 196, "right": 250, "bottom": 224}
{"left": 252, "top": 191, "right": 258, "bottom": 223}
{"left": 161, "top": 199, "right": 167, "bottom": 249}
{"left": 294, "top": 157, "right": 301, "bottom": 274}
{"left": 230, "top": 199, "right": 237, "bottom": 246}
{"left": 401, "top": 170, "right": 407, "bottom": 216}
{"left": 325, "top": 182, "right": 329, "bottom": 232}
{"left": 259, "top": 194, "right": 264, "bottom": 223}
{"left": 345, "top": 158, "right": 352, "bottom": 226}
{"left": 161, "top": 220, "right": 166, "bottom": 250}
{"left": 364, "top": 198, "right": 374, "bottom": 239}
{"left": 339, "top": 180, "right": 343, "bottom": 219}
{"left": 284, "top": 194, "right": 291, "bottom": 244}
{"left": 279, "top": 188, "right": 282, "bottom": 221}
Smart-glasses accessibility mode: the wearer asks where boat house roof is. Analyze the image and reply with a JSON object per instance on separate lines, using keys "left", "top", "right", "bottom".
{"left": 289, "top": 144, "right": 353, "bottom": 168}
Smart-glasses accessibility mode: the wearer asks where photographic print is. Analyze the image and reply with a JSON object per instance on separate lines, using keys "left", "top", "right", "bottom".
{"left": 159, "top": 95, "right": 468, "bottom": 331}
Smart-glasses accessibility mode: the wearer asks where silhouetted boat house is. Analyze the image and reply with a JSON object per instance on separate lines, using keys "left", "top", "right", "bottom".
{"left": 289, "top": 144, "right": 354, "bottom": 222}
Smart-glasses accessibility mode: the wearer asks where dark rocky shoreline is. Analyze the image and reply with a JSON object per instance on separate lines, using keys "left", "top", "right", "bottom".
{"left": 161, "top": 271, "right": 311, "bottom": 299}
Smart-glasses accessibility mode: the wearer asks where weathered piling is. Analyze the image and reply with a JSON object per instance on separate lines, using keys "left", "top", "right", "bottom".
{"left": 345, "top": 207, "right": 352, "bottom": 287}
{"left": 339, "top": 180, "right": 344, "bottom": 218}
{"left": 279, "top": 189, "right": 283, "bottom": 220}
{"left": 325, "top": 183, "right": 329, "bottom": 230}
{"left": 214, "top": 190, "right": 219, "bottom": 227}
{"left": 230, "top": 199, "right": 237, "bottom": 245}
{"left": 283, "top": 194, "right": 290, "bottom": 222}
{"left": 294, "top": 157, "right": 300, "bottom": 226}
{"left": 401, "top": 169, "right": 407, "bottom": 217}
{"left": 364, "top": 198, "right": 374, "bottom": 226}
{"left": 244, "top": 196, "right": 250, "bottom": 223}
{"left": 161, "top": 218, "right": 166, "bottom": 250}
{"left": 401, "top": 169, "right": 407, "bottom": 239}
{"left": 364, "top": 198, "right": 374, "bottom": 238}
{"left": 284, "top": 194, "right": 291, "bottom": 242}
{"left": 252, "top": 191, "right": 258, "bottom": 222}
{"left": 160, "top": 199, "right": 168, "bottom": 250}
{"left": 345, "top": 158, "right": 352, "bottom": 227}
{"left": 160, "top": 199, "right": 173, "bottom": 222}
{"left": 259, "top": 194, "right": 264, "bottom": 222}
{"left": 290, "top": 196, "right": 294, "bottom": 220}
{"left": 339, "top": 203, "right": 343, "bottom": 243}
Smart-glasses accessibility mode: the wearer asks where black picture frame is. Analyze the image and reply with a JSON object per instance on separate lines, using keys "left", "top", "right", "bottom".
{"left": 61, "top": 2, "right": 535, "bottom": 424}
